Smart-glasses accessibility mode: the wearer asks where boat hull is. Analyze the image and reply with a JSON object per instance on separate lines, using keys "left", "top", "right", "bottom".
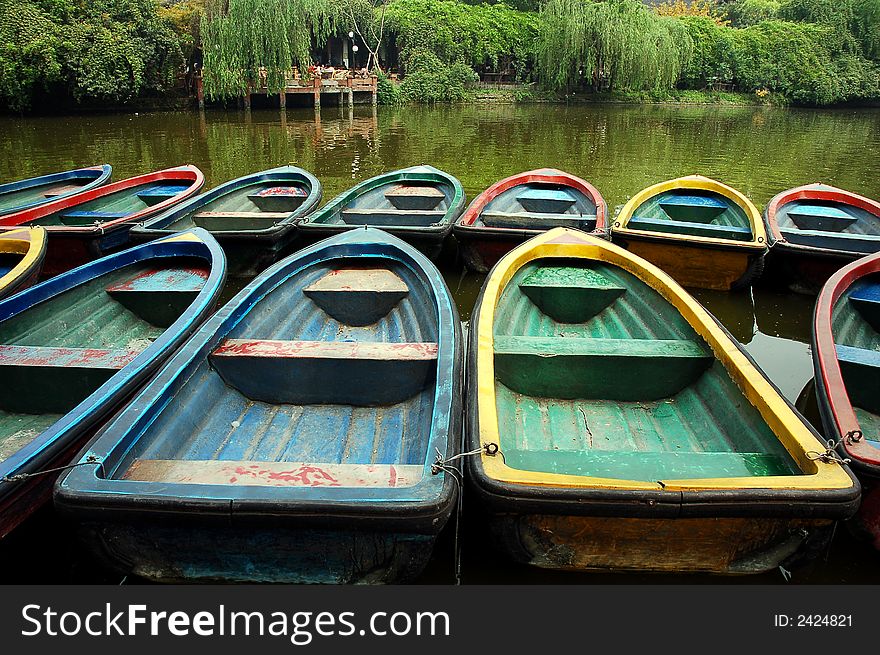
{"left": 0, "top": 228, "right": 47, "bottom": 298}
{"left": 762, "top": 244, "right": 856, "bottom": 294}
{"left": 0, "top": 165, "right": 112, "bottom": 217}
{"left": 296, "top": 223, "right": 448, "bottom": 260}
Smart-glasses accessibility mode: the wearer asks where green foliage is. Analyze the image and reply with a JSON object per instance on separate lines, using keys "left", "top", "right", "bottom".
{"left": 678, "top": 16, "right": 735, "bottom": 87}
{"left": 384, "top": 0, "right": 538, "bottom": 73}
{"left": 536, "top": 0, "right": 693, "bottom": 92}
{"left": 159, "top": 0, "right": 206, "bottom": 61}
{"left": 376, "top": 70, "right": 401, "bottom": 104}
{"left": 398, "top": 50, "right": 478, "bottom": 102}
{"left": 722, "top": 0, "right": 781, "bottom": 27}
{"left": 0, "top": 0, "right": 182, "bottom": 110}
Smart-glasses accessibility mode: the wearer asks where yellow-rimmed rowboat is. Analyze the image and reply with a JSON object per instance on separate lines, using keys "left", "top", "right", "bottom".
{"left": 465, "top": 228, "right": 858, "bottom": 574}
{"left": 0, "top": 228, "right": 47, "bottom": 299}
{"left": 612, "top": 175, "right": 766, "bottom": 290}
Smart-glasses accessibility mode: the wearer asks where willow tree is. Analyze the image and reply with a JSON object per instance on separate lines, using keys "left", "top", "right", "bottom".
{"left": 536, "top": 0, "right": 693, "bottom": 92}
{"left": 201, "top": 0, "right": 338, "bottom": 99}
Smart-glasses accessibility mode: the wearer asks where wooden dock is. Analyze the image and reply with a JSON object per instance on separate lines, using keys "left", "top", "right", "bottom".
{"left": 196, "top": 75, "right": 378, "bottom": 109}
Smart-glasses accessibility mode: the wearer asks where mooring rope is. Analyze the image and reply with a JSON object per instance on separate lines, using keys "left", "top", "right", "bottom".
{"left": 805, "top": 438, "right": 851, "bottom": 465}
{"left": 844, "top": 429, "right": 863, "bottom": 444}
{"left": 1, "top": 455, "right": 102, "bottom": 484}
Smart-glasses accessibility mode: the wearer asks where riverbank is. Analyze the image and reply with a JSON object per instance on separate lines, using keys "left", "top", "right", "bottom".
{"left": 469, "top": 86, "right": 786, "bottom": 106}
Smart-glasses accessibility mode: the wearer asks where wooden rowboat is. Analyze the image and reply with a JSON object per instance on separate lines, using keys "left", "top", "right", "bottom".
{"left": 0, "top": 229, "right": 226, "bottom": 539}
{"left": 466, "top": 227, "right": 858, "bottom": 574}
{"left": 296, "top": 165, "right": 465, "bottom": 259}
{"left": 453, "top": 168, "right": 607, "bottom": 273}
{"left": 611, "top": 175, "right": 767, "bottom": 290}
{"left": 0, "top": 166, "right": 204, "bottom": 277}
{"left": 813, "top": 252, "right": 880, "bottom": 550}
{"left": 131, "top": 166, "right": 322, "bottom": 277}
{"left": 55, "top": 227, "right": 462, "bottom": 583}
{"left": 0, "top": 165, "right": 112, "bottom": 217}
{"left": 0, "top": 228, "right": 47, "bottom": 299}
{"left": 765, "top": 183, "right": 880, "bottom": 293}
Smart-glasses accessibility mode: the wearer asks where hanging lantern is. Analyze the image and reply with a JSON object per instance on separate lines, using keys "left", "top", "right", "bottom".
{"left": 352, "top": 45, "right": 359, "bottom": 52}
{"left": 348, "top": 31, "right": 355, "bottom": 38}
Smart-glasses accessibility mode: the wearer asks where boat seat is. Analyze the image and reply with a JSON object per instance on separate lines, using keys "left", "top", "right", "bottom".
{"left": 247, "top": 186, "right": 308, "bottom": 212}
{"left": 121, "top": 459, "right": 424, "bottom": 488}
{"left": 494, "top": 336, "right": 712, "bottom": 400}
{"left": 848, "top": 284, "right": 880, "bottom": 331}
{"left": 516, "top": 188, "right": 577, "bottom": 214}
{"left": 210, "top": 339, "right": 438, "bottom": 406}
{"left": 519, "top": 266, "right": 625, "bottom": 323}
{"left": 503, "top": 449, "right": 796, "bottom": 479}
{"left": 304, "top": 267, "right": 409, "bottom": 325}
{"left": 192, "top": 211, "right": 290, "bottom": 231}
{"left": 627, "top": 216, "right": 753, "bottom": 241}
{"left": 787, "top": 204, "right": 857, "bottom": 232}
{"left": 658, "top": 194, "right": 728, "bottom": 223}
{"left": 58, "top": 210, "right": 130, "bottom": 226}
{"left": 0, "top": 344, "right": 141, "bottom": 413}
{"left": 779, "top": 229, "right": 880, "bottom": 254}
{"left": 43, "top": 184, "right": 85, "bottom": 198}
{"left": 384, "top": 185, "right": 445, "bottom": 211}
{"left": 105, "top": 266, "right": 209, "bottom": 327}
{"left": 481, "top": 211, "right": 597, "bottom": 231}
{"left": 836, "top": 344, "right": 880, "bottom": 413}
{"left": 136, "top": 185, "right": 191, "bottom": 206}
{"left": 340, "top": 209, "right": 446, "bottom": 227}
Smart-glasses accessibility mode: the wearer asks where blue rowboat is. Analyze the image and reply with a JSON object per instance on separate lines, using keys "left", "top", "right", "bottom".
{"left": 131, "top": 166, "right": 322, "bottom": 277}
{"left": 0, "top": 165, "right": 112, "bottom": 217}
{"left": 296, "top": 165, "right": 466, "bottom": 260}
{"left": 55, "top": 227, "right": 463, "bottom": 583}
{"left": 0, "top": 229, "right": 226, "bottom": 538}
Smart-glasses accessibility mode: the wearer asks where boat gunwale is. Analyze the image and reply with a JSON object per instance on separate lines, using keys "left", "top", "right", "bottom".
{"left": 131, "top": 165, "right": 322, "bottom": 240}
{"left": 0, "top": 165, "right": 113, "bottom": 217}
{"left": 0, "top": 228, "right": 227, "bottom": 501}
{"left": 764, "top": 183, "right": 880, "bottom": 254}
{"left": 465, "top": 228, "right": 858, "bottom": 518}
{"left": 54, "top": 227, "right": 461, "bottom": 533}
{"left": 612, "top": 175, "right": 767, "bottom": 251}
{"left": 0, "top": 166, "right": 205, "bottom": 235}
{"left": 453, "top": 168, "right": 608, "bottom": 237}
{"left": 0, "top": 227, "right": 47, "bottom": 299}
{"left": 813, "top": 250, "right": 880, "bottom": 474}
{"left": 297, "top": 165, "right": 466, "bottom": 237}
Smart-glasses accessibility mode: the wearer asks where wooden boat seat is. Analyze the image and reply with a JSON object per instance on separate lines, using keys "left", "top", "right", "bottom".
{"left": 516, "top": 188, "right": 577, "bottom": 214}
{"left": 788, "top": 205, "right": 857, "bottom": 232}
{"left": 778, "top": 228, "right": 880, "bottom": 253}
{"left": 106, "top": 266, "right": 208, "bottom": 327}
{"left": 0, "top": 344, "right": 141, "bottom": 413}
{"left": 59, "top": 210, "right": 130, "bottom": 226}
{"left": 210, "top": 339, "right": 439, "bottom": 405}
{"left": 494, "top": 336, "right": 712, "bottom": 400}
{"left": 247, "top": 186, "right": 308, "bottom": 212}
{"left": 340, "top": 209, "right": 445, "bottom": 227}
{"left": 43, "top": 184, "right": 85, "bottom": 198}
{"left": 849, "top": 284, "right": 880, "bottom": 331}
{"left": 192, "top": 211, "right": 290, "bottom": 231}
{"left": 658, "top": 194, "right": 728, "bottom": 223}
{"left": 519, "top": 266, "right": 625, "bottom": 323}
{"left": 122, "top": 459, "right": 424, "bottom": 488}
{"left": 503, "top": 449, "right": 796, "bottom": 479}
{"left": 627, "top": 216, "right": 752, "bottom": 241}
{"left": 384, "top": 185, "right": 445, "bottom": 211}
{"left": 481, "top": 211, "right": 597, "bottom": 231}
{"left": 835, "top": 344, "right": 880, "bottom": 413}
{"left": 304, "top": 268, "right": 409, "bottom": 325}
{"left": 136, "top": 185, "right": 191, "bottom": 206}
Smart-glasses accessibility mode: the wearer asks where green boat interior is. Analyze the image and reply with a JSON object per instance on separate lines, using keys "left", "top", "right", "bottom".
{"left": 492, "top": 258, "right": 800, "bottom": 480}
{"left": 315, "top": 180, "right": 454, "bottom": 228}
{"left": 0, "top": 260, "right": 208, "bottom": 463}
{"left": 479, "top": 184, "right": 598, "bottom": 231}
{"left": 776, "top": 200, "right": 880, "bottom": 252}
{"left": 27, "top": 181, "right": 190, "bottom": 227}
{"left": 831, "top": 275, "right": 880, "bottom": 447}
{"left": 627, "top": 190, "right": 753, "bottom": 242}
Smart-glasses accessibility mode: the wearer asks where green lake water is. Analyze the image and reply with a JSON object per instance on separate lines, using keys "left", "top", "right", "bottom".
{"left": 0, "top": 103, "right": 879, "bottom": 583}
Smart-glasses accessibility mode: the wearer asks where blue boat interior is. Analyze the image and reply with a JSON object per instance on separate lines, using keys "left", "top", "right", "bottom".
{"left": 776, "top": 199, "right": 880, "bottom": 252}
{"left": 0, "top": 258, "right": 210, "bottom": 464}
{"left": 0, "top": 167, "right": 109, "bottom": 215}
{"left": 317, "top": 180, "right": 455, "bottom": 228}
{"left": 479, "top": 182, "right": 598, "bottom": 231}
{"left": 832, "top": 275, "right": 880, "bottom": 446}
{"left": 628, "top": 189, "right": 753, "bottom": 242}
{"left": 108, "top": 255, "right": 441, "bottom": 490}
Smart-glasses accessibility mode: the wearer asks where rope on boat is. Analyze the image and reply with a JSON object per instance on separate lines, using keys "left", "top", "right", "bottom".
{"left": 805, "top": 438, "right": 851, "bottom": 465}
{"left": 844, "top": 429, "right": 863, "bottom": 445}
{"left": 430, "top": 442, "right": 499, "bottom": 478}
{"left": 0, "top": 455, "right": 102, "bottom": 484}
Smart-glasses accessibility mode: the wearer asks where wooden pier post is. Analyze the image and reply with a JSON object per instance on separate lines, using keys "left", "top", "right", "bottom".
{"left": 279, "top": 90, "right": 286, "bottom": 109}
{"left": 196, "top": 75, "right": 204, "bottom": 110}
